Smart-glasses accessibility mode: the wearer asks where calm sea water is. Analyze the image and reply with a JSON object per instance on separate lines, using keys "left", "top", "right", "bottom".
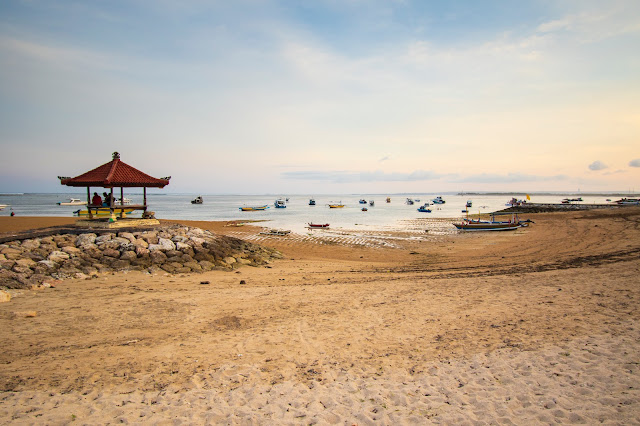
{"left": 0, "top": 192, "right": 629, "bottom": 234}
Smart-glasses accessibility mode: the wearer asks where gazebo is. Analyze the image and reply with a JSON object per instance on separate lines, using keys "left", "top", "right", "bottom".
{"left": 58, "top": 152, "right": 170, "bottom": 221}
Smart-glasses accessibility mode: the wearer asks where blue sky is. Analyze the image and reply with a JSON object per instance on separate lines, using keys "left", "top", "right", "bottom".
{"left": 1, "top": 0, "right": 639, "bottom": 194}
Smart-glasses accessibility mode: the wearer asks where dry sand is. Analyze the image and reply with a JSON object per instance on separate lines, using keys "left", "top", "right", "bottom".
{"left": 1, "top": 208, "right": 639, "bottom": 424}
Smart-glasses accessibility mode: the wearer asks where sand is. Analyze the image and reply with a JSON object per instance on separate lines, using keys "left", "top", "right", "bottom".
{"left": 1, "top": 208, "right": 639, "bottom": 424}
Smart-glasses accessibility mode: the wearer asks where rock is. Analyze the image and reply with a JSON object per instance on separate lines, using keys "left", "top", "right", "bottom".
{"left": 0, "top": 290, "right": 10, "bottom": 303}
{"left": 158, "top": 238, "right": 176, "bottom": 251}
{"left": 223, "top": 256, "right": 236, "bottom": 265}
{"left": 135, "top": 246, "right": 150, "bottom": 257}
{"left": 95, "top": 234, "right": 113, "bottom": 244}
{"left": 198, "top": 260, "right": 215, "bottom": 271}
{"left": 21, "top": 239, "right": 40, "bottom": 250}
{"left": 189, "top": 236, "right": 206, "bottom": 246}
{"left": 236, "top": 258, "right": 252, "bottom": 265}
{"left": 38, "top": 260, "right": 57, "bottom": 270}
{"left": 1, "top": 248, "right": 23, "bottom": 260}
{"left": 76, "top": 233, "right": 97, "bottom": 247}
{"left": 171, "top": 235, "right": 188, "bottom": 243}
{"left": 120, "top": 251, "right": 137, "bottom": 262}
{"left": 150, "top": 251, "right": 167, "bottom": 264}
{"left": 111, "top": 260, "right": 131, "bottom": 269}
{"left": 176, "top": 242, "right": 191, "bottom": 252}
{"left": 1, "top": 259, "right": 16, "bottom": 270}
{"left": 111, "top": 237, "right": 131, "bottom": 246}
{"left": 102, "top": 248, "right": 120, "bottom": 258}
{"left": 48, "top": 251, "right": 70, "bottom": 263}
{"left": 148, "top": 244, "right": 163, "bottom": 252}
{"left": 118, "top": 232, "right": 136, "bottom": 243}
{"left": 61, "top": 246, "right": 82, "bottom": 257}
{"left": 12, "top": 265, "right": 33, "bottom": 276}
{"left": 134, "top": 238, "right": 149, "bottom": 249}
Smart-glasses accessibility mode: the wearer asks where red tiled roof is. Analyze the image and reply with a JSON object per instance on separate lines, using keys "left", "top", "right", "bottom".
{"left": 60, "top": 153, "right": 170, "bottom": 188}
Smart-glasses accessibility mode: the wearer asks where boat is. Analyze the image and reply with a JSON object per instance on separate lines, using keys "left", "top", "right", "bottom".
{"left": 406, "top": 198, "right": 414, "bottom": 205}
{"left": 239, "top": 205, "right": 269, "bottom": 211}
{"left": 274, "top": 199, "right": 287, "bottom": 208}
{"left": 417, "top": 204, "right": 431, "bottom": 213}
{"left": 57, "top": 198, "right": 87, "bottom": 206}
{"left": 561, "top": 197, "right": 583, "bottom": 204}
{"left": 309, "top": 198, "right": 316, "bottom": 206}
{"left": 308, "top": 223, "right": 330, "bottom": 228}
{"left": 386, "top": 197, "right": 391, "bottom": 203}
{"left": 369, "top": 200, "right": 375, "bottom": 206}
{"left": 359, "top": 199, "right": 367, "bottom": 204}
{"left": 466, "top": 200, "right": 472, "bottom": 208}
{"left": 74, "top": 207, "right": 136, "bottom": 217}
{"left": 361, "top": 207, "right": 368, "bottom": 211}
{"left": 432, "top": 196, "right": 445, "bottom": 204}
{"left": 613, "top": 198, "right": 640, "bottom": 205}
{"left": 328, "top": 203, "right": 345, "bottom": 208}
{"left": 191, "top": 196, "right": 203, "bottom": 204}
{"left": 505, "top": 197, "right": 527, "bottom": 207}
{"left": 453, "top": 212, "right": 532, "bottom": 231}
{"left": 260, "top": 229, "right": 291, "bottom": 236}
{"left": 117, "top": 197, "right": 133, "bottom": 205}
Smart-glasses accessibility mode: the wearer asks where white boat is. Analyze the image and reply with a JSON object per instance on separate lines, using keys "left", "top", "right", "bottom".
{"left": 57, "top": 198, "right": 87, "bottom": 206}
{"left": 0, "top": 204, "right": 7, "bottom": 211}
{"left": 466, "top": 200, "right": 472, "bottom": 208}
{"left": 432, "top": 196, "right": 446, "bottom": 204}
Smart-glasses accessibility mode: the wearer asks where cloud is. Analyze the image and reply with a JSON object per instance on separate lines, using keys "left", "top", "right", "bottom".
{"left": 588, "top": 160, "right": 608, "bottom": 171}
{"left": 379, "top": 156, "right": 391, "bottom": 163}
{"left": 629, "top": 159, "right": 640, "bottom": 167}
{"left": 281, "top": 169, "right": 445, "bottom": 183}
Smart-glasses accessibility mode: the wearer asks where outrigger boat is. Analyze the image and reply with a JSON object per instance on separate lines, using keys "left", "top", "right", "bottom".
{"left": 453, "top": 211, "right": 533, "bottom": 231}
{"left": 308, "top": 223, "right": 330, "bottom": 228}
{"left": 417, "top": 204, "right": 431, "bottom": 213}
{"left": 328, "top": 203, "right": 344, "bottom": 208}
{"left": 57, "top": 198, "right": 87, "bottom": 206}
{"left": 239, "top": 205, "right": 269, "bottom": 211}
{"left": 74, "top": 207, "right": 136, "bottom": 217}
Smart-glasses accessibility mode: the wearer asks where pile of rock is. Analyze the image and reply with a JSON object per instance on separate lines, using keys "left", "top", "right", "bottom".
{"left": 0, "top": 224, "right": 282, "bottom": 289}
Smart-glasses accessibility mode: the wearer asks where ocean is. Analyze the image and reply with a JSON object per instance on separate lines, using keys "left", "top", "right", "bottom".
{"left": 1, "top": 192, "right": 631, "bottom": 235}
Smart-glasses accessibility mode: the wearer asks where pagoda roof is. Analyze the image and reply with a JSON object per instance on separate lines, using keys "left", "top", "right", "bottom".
{"left": 59, "top": 152, "right": 170, "bottom": 188}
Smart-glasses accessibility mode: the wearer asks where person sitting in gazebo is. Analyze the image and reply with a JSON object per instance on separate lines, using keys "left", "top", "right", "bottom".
{"left": 91, "top": 192, "right": 102, "bottom": 206}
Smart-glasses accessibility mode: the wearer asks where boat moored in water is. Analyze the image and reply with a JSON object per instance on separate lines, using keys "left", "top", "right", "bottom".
{"left": 191, "top": 196, "right": 203, "bottom": 204}
{"left": 309, "top": 198, "right": 316, "bottom": 206}
{"left": 57, "top": 198, "right": 87, "bottom": 206}
{"left": 239, "top": 205, "right": 269, "bottom": 211}
{"left": 274, "top": 199, "right": 287, "bottom": 208}
{"left": 417, "top": 204, "right": 431, "bottom": 213}
{"left": 432, "top": 196, "right": 445, "bottom": 204}
{"left": 308, "top": 223, "right": 330, "bottom": 228}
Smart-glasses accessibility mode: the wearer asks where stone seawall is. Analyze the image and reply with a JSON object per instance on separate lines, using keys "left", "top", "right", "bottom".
{"left": 0, "top": 224, "right": 282, "bottom": 290}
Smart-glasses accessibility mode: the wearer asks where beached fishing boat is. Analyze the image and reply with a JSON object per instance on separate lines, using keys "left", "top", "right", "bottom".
{"left": 405, "top": 198, "right": 414, "bottom": 205}
{"left": 359, "top": 199, "right": 367, "bottom": 204}
{"left": 260, "top": 228, "right": 291, "bottom": 236}
{"left": 417, "top": 204, "right": 431, "bottom": 213}
{"left": 74, "top": 207, "right": 136, "bottom": 217}
{"left": 432, "top": 196, "right": 445, "bottom": 204}
{"left": 613, "top": 198, "right": 640, "bottom": 205}
{"left": 308, "top": 223, "right": 330, "bottom": 228}
{"left": 309, "top": 198, "right": 316, "bottom": 206}
{"left": 239, "top": 205, "right": 269, "bottom": 211}
{"left": 274, "top": 199, "right": 286, "bottom": 208}
{"left": 328, "top": 203, "right": 344, "bottom": 208}
{"left": 57, "top": 198, "right": 87, "bottom": 206}
{"left": 466, "top": 200, "right": 472, "bottom": 208}
{"left": 369, "top": 200, "right": 375, "bottom": 206}
{"left": 453, "top": 212, "right": 532, "bottom": 231}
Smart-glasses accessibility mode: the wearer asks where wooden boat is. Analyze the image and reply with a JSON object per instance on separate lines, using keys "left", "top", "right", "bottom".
{"left": 308, "top": 223, "right": 330, "bottom": 228}
{"left": 260, "top": 229, "right": 291, "bottom": 236}
{"left": 74, "top": 207, "right": 136, "bottom": 217}
{"left": 361, "top": 207, "right": 368, "bottom": 211}
{"left": 57, "top": 198, "right": 87, "bottom": 206}
{"left": 239, "top": 205, "right": 269, "bottom": 211}
{"left": 453, "top": 212, "right": 531, "bottom": 231}
{"left": 359, "top": 199, "right": 367, "bottom": 204}
{"left": 328, "top": 203, "right": 344, "bottom": 208}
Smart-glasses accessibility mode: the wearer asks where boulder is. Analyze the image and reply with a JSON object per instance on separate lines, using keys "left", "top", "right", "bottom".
{"left": 120, "top": 251, "right": 137, "bottom": 262}
{"left": 223, "top": 256, "right": 236, "bottom": 265}
{"left": 21, "top": 239, "right": 40, "bottom": 250}
{"left": 158, "top": 238, "right": 176, "bottom": 251}
{"left": 150, "top": 251, "right": 167, "bottom": 264}
{"left": 48, "top": 251, "right": 70, "bottom": 263}
{"left": 148, "top": 244, "right": 163, "bottom": 252}
{"left": 76, "top": 233, "right": 97, "bottom": 247}
{"left": 61, "top": 246, "right": 82, "bottom": 257}
{"left": 118, "top": 232, "right": 137, "bottom": 243}
{"left": 1, "top": 248, "right": 23, "bottom": 260}
{"left": 134, "top": 238, "right": 149, "bottom": 248}
{"left": 102, "top": 248, "right": 120, "bottom": 258}
{"left": 95, "top": 234, "right": 113, "bottom": 244}
{"left": 15, "top": 258, "right": 37, "bottom": 268}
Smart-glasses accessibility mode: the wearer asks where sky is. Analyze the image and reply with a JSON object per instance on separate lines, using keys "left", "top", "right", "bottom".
{"left": 0, "top": 0, "right": 639, "bottom": 194}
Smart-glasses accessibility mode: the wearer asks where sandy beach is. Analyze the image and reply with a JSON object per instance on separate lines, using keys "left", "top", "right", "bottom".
{"left": 1, "top": 208, "right": 639, "bottom": 424}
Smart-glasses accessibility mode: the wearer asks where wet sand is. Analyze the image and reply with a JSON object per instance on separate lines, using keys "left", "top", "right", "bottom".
{"left": 1, "top": 208, "right": 639, "bottom": 424}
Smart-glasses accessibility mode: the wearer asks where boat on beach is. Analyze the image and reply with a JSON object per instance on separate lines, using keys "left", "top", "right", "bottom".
{"left": 74, "top": 207, "right": 136, "bottom": 217}
{"left": 57, "top": 198, "right": 87, "bottom": 206}
{"left": 274, "top": 199, "right": 287, "bottom": 208}
{"left": 453, "top": 212, "right": 532, "bottom": 231}
{"left": 239, "top": 205, "right": 269, "bottom": 211}
{"left": 613, "top": 198, "right": 640, "bottom": 205}
{"left": 417, "top": 204, "right": 431, "bottom": 213}
{"left": 432, "top": 196, "right": 446, "bottom": 204}
{"left": 308, "top": 223, "right": 330, "bottom": 228}
{"left": 359, "top": 199, "right": 367, "bottom": 204}
{"left": 328, "top": 203, "right": 344, "bottom": 208}
{"left": 260, "top": 228, "right": 291, "bottom": 236}
{"left": 309, "top": 198, "right": 316, "bottom": 206}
